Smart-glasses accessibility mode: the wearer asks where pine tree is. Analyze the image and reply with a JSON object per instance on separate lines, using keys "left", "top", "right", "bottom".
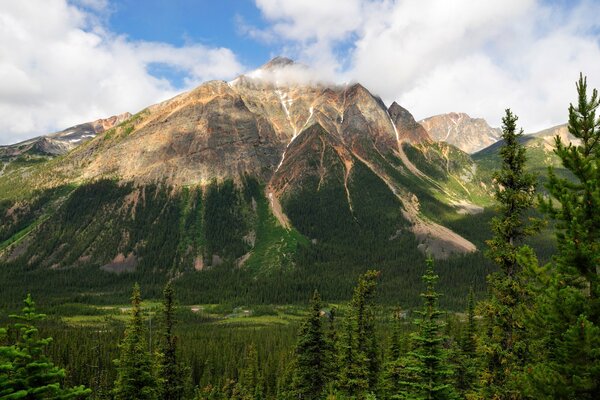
{"left": 291, "top": 290, "right": 327, "bottom": 399}
{"left": 400, "top": 258, "right": 457, "bottom": 400}
{"left": 114, "top": 284, "right": 158, "bottom": 400}
{"left": 339, "top": 270, "right": 380, "bottom": 399}
{"left": 157, "top": 282, "right": 185, "bottom": 400}
{"left": 523, "top": 74, "right": 600, "bottom": 399}
{"left": 0, "top": 294, "right": 91, "bottom": 399}
{"left": 480, "top": 108, "right": 539, "bottom": 399}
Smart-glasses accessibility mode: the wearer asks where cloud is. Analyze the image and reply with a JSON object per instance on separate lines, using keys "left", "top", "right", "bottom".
{"left": 251, "top": 0, "right": 600, "bottom": 132}
{"left": 0, "top": 0, "right": 244, "bottom": 145}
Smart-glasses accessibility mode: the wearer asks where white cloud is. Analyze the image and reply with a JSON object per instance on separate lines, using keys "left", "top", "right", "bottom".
{"left": 252, "top": 0, "right": 600, "bottom": 132}
{"left": 0, "top": 0, "right": 244, "bottom": 145}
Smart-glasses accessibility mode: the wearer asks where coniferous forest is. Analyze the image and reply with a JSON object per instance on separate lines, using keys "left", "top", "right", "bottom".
{"left": 1, "top": 76, "right": 599, "bottom": 399}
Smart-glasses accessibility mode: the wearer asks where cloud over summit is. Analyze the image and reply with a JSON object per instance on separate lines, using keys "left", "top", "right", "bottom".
{"left": 0, "top": 0, "right": 243, "bottom": 145}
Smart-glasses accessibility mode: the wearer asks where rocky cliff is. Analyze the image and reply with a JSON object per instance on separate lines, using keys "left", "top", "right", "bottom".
{"left": 419, "top": 112, "right": 501, "bottom": 153}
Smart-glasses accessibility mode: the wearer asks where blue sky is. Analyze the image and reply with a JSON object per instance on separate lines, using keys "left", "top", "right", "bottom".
{"left": 0, "top": 0, "right": 599, "bottom": 145}
{"left": 107, "top": 0, "right": 271, "bottom": 68}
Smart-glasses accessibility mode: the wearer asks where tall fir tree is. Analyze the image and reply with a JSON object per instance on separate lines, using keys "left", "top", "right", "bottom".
{"left": 291, "top": 290, "right": 328, "bottom": 400}
{"left": 400, "top": 258, "right": 457, "bottom": 400}
{"left": 0, "top": 295, "right": 91, "bottom": 399}
{"left": 157, "top": 282, "right": 186, "bottom": 400}
{"left": 339, "top": 270, "right": 380, "bottom": 399}
{"left": 479, "top": 108, "right": 539, "bottom": 399}
{"left": 523, "top": 74, "right": 600, "bottom": 399}
{"left": 114, "top": 284, "right": 158, "bottom": 400}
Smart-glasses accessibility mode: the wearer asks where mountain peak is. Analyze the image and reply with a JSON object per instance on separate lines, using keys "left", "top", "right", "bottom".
{"left": 419, "top": 112, "right": 501, "bottom": 153}
{"left": 388, "top": 102, "right": 431, "bottom": 144}
{"left": 260, "top": 56, "right": 296, "bottom": 70}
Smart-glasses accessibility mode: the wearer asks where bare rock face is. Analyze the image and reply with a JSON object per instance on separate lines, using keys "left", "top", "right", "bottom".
{"left": 0, "top": 112, "right": 132, "bottom": 159}
{"left": 72, "top": 63, "right": 401, "bottom": 187}
{"left": 419, "top": 112, "right": 501, "bottom": 153}
{"left": 388, "top": 102, "right": 431, "bottom": 144}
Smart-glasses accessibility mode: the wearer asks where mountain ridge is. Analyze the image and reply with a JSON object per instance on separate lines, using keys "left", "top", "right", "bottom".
{"left": 0, "top": 58, "right": 499, "bottom": 277}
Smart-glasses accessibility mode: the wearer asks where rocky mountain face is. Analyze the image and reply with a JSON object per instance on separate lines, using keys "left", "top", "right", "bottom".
{"left": 0, "top": 113, "right": 131, "bottom": 160}
{"left": 0, "top": 58, "right": 493, "bottom": 277}
{"left": 419, "top": 112, "right": 501, "bottom": 153}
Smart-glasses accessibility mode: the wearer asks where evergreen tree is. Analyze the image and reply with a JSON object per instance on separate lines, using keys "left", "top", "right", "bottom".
{"left": 400, "top": 258, "right": 457, "bottom": 400}
{"left": 157, "top": 282, "right": 186, "bottom": 400}
{"left": 323, "top": 306, "right": 339, "bottom": 395}
{"left": 454, "top": 288, "right": 478, "bottom": 397}
{"left": 235, "top": 343, "right": 262, "bottom": 400}
{"left": 339, "top": 270, "right": 380, "bottom": 399}
{"left": 480, "top": 109, "right": 539, "bottom": 399}
{"left": 382, "top": 307, "right": 408, "bottom": 399}
{"left": 540, "top": 73, "right": 600, "bottom": 310}
{"left": 114, "top": 284, "right": 158, "bottom": 400}
{"left": 291, "top": 290, "right": 327, "bottom": 399}
{"left": 0, "top": 294, "right": 90, "bottom": 399}
{"left": 523, "top": 74, "right": 600, "bottom": 399}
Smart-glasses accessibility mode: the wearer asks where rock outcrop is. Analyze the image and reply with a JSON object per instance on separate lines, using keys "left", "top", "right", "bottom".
{"left": 419, "top": 112, "right": 501, "bottom": 153}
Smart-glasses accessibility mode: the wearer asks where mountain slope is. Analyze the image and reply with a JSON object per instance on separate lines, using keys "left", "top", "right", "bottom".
{"left": 472, "top": 124, "right": 575, "bottom": 182}
{"left": 0, "top": 113, "right": 131, "bottom": 160}
{"left": 419, "top": 112, "right": 501, "bottom": 153}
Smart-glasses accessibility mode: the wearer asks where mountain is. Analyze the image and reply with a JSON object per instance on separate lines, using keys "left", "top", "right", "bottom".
{"left": 419, "top": 112, "right": 501, "bottom": 153}
{"left": 472, "top": 123, "right": 575, "bottom": 180}
{"left": 0, "top": 113, "right": 131, "bottom": 160}
{"left": 0, "top": 58, "right": 500, "bottom": 306}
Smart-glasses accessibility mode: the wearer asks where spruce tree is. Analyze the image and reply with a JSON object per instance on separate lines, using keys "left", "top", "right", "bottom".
{"left": 157, "top": 282, "right": 185, "bottom": 400}
{"left": 323, "top": 306, "right": 339, "bottom": 395}
{"left": 235, "top": 343, "right": 262, "bottom": 400}
{"left": 400, "top": 258, "right": 457, "bottom": 400}
{"left": 382, "top": 307, "right": 407, "bottom": 399}
{"left": 114, "top": 284, "right": 158, "bottom": 400}
{"left": 454, "top": 288, "right": 478, "bottom": 397}
{"left": 540, "top": 73, "right": 600, "bottom": 308}
{"left": 523, "top": 74, "right": 600, "bottom": 399}
{"left": 291, "top": 290, "right": 327, "bottom": 399}
{"left": 0, "top": 294, "right": 91, "bottom": 399}
{"left": 480, "top": 108, "right": 539, "bottom": 399}
{"left": 339, "top": 270, "right": 380, "bottom": 399}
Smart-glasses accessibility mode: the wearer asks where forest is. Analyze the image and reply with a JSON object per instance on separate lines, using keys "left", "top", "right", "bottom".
{"left": 1, "top": 75, "right": 599, "bottom": 399}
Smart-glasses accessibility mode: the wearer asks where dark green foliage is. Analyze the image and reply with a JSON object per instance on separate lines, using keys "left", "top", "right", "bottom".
{"left": 382, "top": 308, "right": 408, "bottom": 400}
{"left": 539, "top": 73, "right": 600, "bottom": 306}
{"left": 453, "top": 288, "right": 478, "bottom": 397}
{"left": 157, "top": 282, "right": 186, "bottom": 400}
{"left": 203, "top": 179, "right": 250, "bottom": 262}
{"left": 400, "top": 259, "right": 457, "bottom": 400}
{"left": 479, "top": 109, "right": 539, "bottom": 399}
{"left": 290, "top": 290, "right": 328, "bottom": 400}
{"left": 0, "top": 294, "right": 90, "bottom": 399}
{"left": 487, "top": 109, "right": 540, "bottom": 277}
{"left": 113, "top": 284, "right": 157, "bottom": 400}
{"left": 234, "top": 344, "right": 263, "bottom": 400}
{"left": 523, "top": 74, "right": 600, "bottom": 399}
{"left": 339, "top": 270, "right": 380, "bottom": 399}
